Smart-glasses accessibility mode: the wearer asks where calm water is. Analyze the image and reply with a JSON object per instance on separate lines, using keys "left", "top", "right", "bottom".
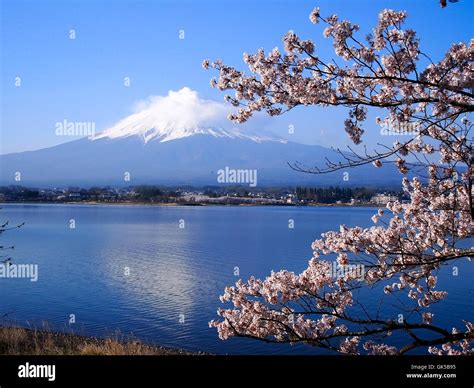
{"left": 0, "top": 204, "right": 472, "bottom": 354}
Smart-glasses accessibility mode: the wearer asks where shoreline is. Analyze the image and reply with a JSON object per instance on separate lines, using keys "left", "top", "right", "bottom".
{"left": 0, "top": 201, "right": 380, "bottom": 208}
{"left": 0, "top": 325, "right": 202, "bottom": 355}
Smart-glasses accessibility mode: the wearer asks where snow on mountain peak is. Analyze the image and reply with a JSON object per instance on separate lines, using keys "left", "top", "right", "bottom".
{"left": 92, "top": 87, "right": 284, "bottom": 144}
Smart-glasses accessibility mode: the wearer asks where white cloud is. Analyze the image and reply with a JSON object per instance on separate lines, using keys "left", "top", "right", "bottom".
{"left": 130, "top": 87, "right": 231, "bottom": 128}
{"left": 94, "top": 87, "right": 233, "bottom": 142}
{"left": 93, "top": 87, "right": 281, "bottom": 144}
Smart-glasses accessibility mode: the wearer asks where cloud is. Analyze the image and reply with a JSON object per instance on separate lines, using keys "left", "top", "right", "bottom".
{"left": 130, "top": 87, "right": 231, "bottom": 129}
{"left": 93, "top": 87, "right": 277, "bottom": 143}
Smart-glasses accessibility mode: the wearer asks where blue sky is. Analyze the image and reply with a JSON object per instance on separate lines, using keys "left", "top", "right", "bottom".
{"left": 1, "top": 0, "right": 473, "bottom": 154}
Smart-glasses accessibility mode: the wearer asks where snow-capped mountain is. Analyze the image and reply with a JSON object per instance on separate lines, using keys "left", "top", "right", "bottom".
{"left": 93, "top": 119, "right": 284, "bottom": 145}
{"left": 0, "top": 133, "right": 401, "bottom": 187}
{"left": 0, "top": 88, "right": 402, "bottom": 187}
{"left": 92, "top": 87, "right": 285, "bottom": 144}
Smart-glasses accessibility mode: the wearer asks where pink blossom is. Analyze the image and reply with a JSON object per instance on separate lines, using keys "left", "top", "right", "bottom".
{"left": 206, "top": 6, "right": 474, "bottom": 356}
{"left": 309, "top": 7, "right": 320, "bottom": 24}
{"left": 372, "top": 160, "right": 383, "bottom": 168}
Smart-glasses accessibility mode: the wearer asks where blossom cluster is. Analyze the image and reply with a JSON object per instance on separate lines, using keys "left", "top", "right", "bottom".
{"left": 207, "top": 7, "right": 473, "bottom": 354}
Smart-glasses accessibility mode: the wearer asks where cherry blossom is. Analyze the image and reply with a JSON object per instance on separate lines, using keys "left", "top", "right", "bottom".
{"left": 207, "top": 7, "right": 473, "bottom": 354}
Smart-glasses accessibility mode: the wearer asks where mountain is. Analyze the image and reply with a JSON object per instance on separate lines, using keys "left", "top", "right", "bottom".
{"left": 0, "top": 131, "right": 403, "bottom": 187}
{"left": 93, "top": 112, "right": 280, "bottom": 144}
{"left": 0, "top": 87, "right": 403, "bottom": 187}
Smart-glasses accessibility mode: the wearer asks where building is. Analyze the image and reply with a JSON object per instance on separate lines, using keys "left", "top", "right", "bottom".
{"left": 371, "top": 193, "right": 398, "bottom": 205}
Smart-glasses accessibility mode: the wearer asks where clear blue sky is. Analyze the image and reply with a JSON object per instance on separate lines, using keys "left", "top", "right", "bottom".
{"left": 1, "top": 0, "right": 473, "bottom": 154}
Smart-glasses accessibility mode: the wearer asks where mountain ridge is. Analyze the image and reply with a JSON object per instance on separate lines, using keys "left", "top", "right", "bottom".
{"left": 0, "top": 132, "right": 403, "bottom": 187}
{"left": 0, "top": 88, "right": 403, "bottom": 187}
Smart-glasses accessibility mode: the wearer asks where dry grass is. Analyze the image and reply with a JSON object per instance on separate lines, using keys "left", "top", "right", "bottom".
{"left": 0, "top": 325, "right": 196, "bottom": 355}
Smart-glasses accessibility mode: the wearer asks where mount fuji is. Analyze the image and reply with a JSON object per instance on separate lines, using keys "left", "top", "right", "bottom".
{"left": 0, "top": 88, "right": 401, "bottom": 187}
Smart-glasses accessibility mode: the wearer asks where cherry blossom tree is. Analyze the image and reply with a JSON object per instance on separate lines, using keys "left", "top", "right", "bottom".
{"left": 205, "top": 7, "right": 473, "bottom": 354}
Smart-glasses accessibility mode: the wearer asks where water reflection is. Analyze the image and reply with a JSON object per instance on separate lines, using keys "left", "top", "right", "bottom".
{"left": 1, "top": 204, "right": 471, "bottom": 354}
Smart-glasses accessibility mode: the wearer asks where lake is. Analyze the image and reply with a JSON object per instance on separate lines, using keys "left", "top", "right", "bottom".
{"left": 0, "top": 204, "right": 472, "bottom": 354}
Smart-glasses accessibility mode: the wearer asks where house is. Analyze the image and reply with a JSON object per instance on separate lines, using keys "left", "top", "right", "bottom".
{"left": 371, "top": 193, "right": 398, "bottom": 205}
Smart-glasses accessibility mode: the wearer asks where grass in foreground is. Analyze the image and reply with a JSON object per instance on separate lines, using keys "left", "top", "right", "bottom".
{"left": 0, "top": 326, "right": 197, "bottom": 355}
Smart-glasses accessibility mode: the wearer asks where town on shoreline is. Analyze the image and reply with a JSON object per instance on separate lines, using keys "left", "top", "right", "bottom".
{"left": 0, "top": 185, "right": 405, "bottom": 207}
